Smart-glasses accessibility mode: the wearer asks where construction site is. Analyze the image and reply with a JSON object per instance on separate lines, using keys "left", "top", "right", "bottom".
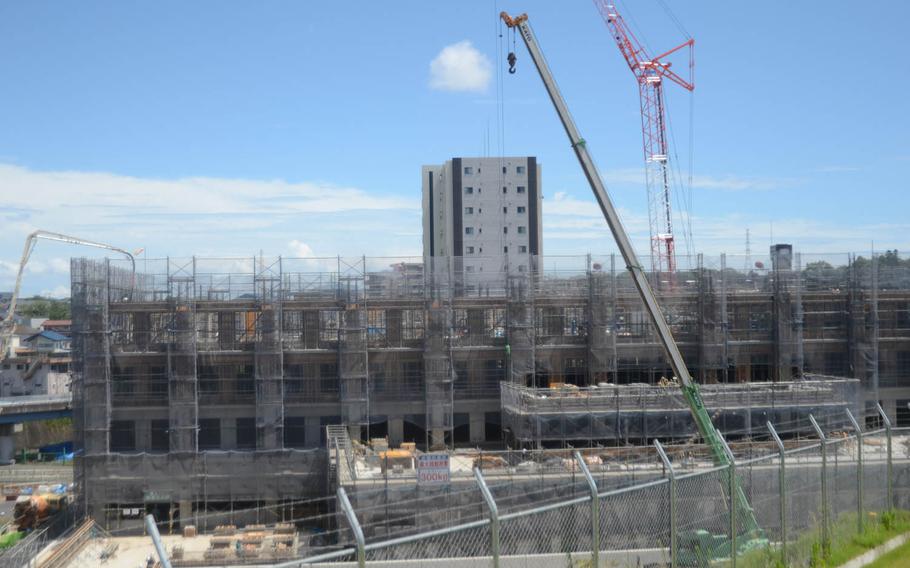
{"left": 1, "top": 2, "right": 908, "bottom": 567}
{"left": 68, "top": 248, "right": 905, "bottom": 533}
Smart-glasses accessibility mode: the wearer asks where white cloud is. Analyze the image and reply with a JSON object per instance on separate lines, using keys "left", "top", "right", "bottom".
{"left": 0, "top": 164, "right": 414, "bottom": 229}
{"left": 288, "top": 240, "right": 315, "bottom": 258}
{"left": 429, "top": 41, "right": 492, "bottom": 93}
{"left": 39, "top": 285, "right": 70, "bottom": 299}
{"left": 812, "top": 165, "right": 860, "bottom": 173}
{"left": 599, "top": 167, "right": 798, "bottom": 192}
{"left": 690, "top": 174, "right": 797, "bottom": 191}
{"left": 0, "top": 163, "right": 417, "bottom": 249}
{"left": 48, "top": 258, "right": 71, "bottom": 273}
{"left": 0, "top": 164, "right": 421, "bottom": 295}
{"left": 540, "top": 186, "right": 910, "bottom": 256}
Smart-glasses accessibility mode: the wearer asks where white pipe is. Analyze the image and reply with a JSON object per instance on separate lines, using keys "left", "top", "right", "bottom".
{"left": 144, "top": 514, "right": 173, "bottom": 568}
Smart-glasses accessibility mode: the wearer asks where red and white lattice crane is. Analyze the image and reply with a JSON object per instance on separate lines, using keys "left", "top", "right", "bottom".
{"left": 595, "top": 2, "right": 693, "bottom": 276}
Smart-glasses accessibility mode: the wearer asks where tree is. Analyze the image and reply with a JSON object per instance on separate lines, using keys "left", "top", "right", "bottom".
{"left": 18, "top": 297, "right": 71, "bottom": 320}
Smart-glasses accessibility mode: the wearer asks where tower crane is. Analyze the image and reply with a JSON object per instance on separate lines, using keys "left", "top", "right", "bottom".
{"left": 594, "top": 2, "right": 694, "bottom": 277}
{"left": 0, "top": 231, "right": 135, "bottom": 362}
{"left": 500, "top": 11, "right": 766, "bottom": 563}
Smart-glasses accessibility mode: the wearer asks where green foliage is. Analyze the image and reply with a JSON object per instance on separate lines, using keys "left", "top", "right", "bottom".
{"left": 810, "top": 539, "right": 825, "bottom": 567}
{"left": 882, "top": 510, "right": 898, "bottom": 532}
{"left": 18, "top": 297, "right": 70, "bottom": 320}
{"left": 736, "top": 510, "right": 910, "bottom": 568}
{"left": 0, "top": 530, "right": 23, "bottom": 549}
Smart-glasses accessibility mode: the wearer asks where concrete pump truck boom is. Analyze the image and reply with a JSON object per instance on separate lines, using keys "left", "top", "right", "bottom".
{"left": 0, "top": 231, "right": 135, "bottom": 363}
{"left": 500, "top": 12, "right": 766, "bottom": 564}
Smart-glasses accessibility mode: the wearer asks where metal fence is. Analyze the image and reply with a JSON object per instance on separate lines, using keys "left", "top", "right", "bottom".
{"left": 290, "top": 405, "right": 908, "bottom": 568}
{"left": 0, "top": 503, "right": 79, "bottom": 568}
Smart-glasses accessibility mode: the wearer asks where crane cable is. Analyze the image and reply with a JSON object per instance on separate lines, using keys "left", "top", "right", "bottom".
{"left": 656, "top": 0, "right": 691, "bottom": 40}
{"left": 655, "top": 0, "right": 697, "bottom": 259}
{"left": 495, "top": 0, "right": 507, "bottom": 265}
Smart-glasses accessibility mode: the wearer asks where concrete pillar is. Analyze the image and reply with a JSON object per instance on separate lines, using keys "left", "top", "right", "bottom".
{"left": 0, "top": 424, "right": 16, "bottom": 465}
{"left": 179, "top": 499, "right": 194, "bottom": 529}
{"left": 136, "top": 420, "right": 152, "bottom": 452}
{"left": 429, "top": 428, "right": 446, "bottom": 450}
{"left": 388, "top": 417, "right": 404, "bottom": 447}
{"left": 469, "top": 413, "right": 486, "bottom": 444}
{"left": 222, "top": 419, "right": 236, "bottom": 450}
{"left": 347, "top": 424, "right": 361, "bottom": 444}
{"left": 305, "top": 416, "right": 321, "bottom": 448}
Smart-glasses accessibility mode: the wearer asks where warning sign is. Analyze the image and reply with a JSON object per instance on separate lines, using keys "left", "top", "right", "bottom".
{"left": 417, "top": 453, "right": 450, "bottom": 485}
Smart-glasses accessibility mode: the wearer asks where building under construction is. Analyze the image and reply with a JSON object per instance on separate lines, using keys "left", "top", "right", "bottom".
{"left": 70, "top": 248, "right": 909, "bottom": 529}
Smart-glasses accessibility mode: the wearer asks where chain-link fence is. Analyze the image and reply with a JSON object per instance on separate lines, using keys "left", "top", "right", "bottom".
{"left": 292, "top": 411, "right": 908, "bottom": 568}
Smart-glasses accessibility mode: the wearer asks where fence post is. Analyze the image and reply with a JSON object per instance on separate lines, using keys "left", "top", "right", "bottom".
{"left": 654, "top": 440, "right": 677, "bottom": 568}
{"left": 876, "top": 403, "right": 893, "bottom": 511}
{"left": 475, "top": 468, "right": 500, "bottom": 568}
{"left": 846, "top": 408, "right": 864, "bottom": 533}
{"left": 767, "top": 421, "right": 787, "bottom": 563}
{"left": 337, "top": 487, "right": 366, "bottom": 568}
{"left": 719, "top": 435, "right": 737, "bottom": 567}
{"left": 575, "top": 451, "right": 600, "bottom": 567}
{"left": 809, "top": 414, "right": 829, "bottom": 554}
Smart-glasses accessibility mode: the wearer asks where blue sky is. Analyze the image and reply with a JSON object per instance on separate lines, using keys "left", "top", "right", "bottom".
{"left": 0, "top": 1, "right": 907, "bottom": 296}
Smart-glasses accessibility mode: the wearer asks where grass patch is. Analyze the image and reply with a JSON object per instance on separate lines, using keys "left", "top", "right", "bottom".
{"left": 737, "top": 510, "right": 910, "bottom": 567}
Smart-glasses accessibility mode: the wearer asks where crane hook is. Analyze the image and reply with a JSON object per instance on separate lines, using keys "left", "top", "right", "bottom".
{"left": 507, "top": 52, "right": 517, "bottom": 74}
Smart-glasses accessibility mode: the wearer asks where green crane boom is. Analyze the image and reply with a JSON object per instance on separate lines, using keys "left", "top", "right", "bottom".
{"left": 500, "top": 11, "right": 764, "bottom": 556}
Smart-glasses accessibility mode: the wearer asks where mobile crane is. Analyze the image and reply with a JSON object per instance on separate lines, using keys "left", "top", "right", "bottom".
{"left": 500, "top": 12, "right": 766, "bottom": 564}
{"left": 0, "top": 231, "right": 135, "bottom": 363}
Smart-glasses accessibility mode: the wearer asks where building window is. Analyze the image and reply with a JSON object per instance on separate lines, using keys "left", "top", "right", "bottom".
{"left": 320, "top": 310, "right": 340, "bottom": 343}
{"left": 518, "top": 226, "right": 527, "bottom": 234}
{"left": 110, "top": 420, "right": 136, "bottom": 452}
{"left": 517, "top": 186, "right": 526, "bottom": 193}
{"left": 503, "top": 246, "right": 509, "bottom": 253}
{"left": 502, "top": 187, "right": 507, "bottom": 194}
{"left": 464, "top": 166, "right": 473, "bottom": 175}
{"left": 465, "top": 187, "right": 473, "bottom": 194}
{"left": 503, "top": 207, "right": 507, "bottom": 214}
{"left": 465, "top": 207, "right": 473, "bottom": 214}
{"left": 503, "top": 227, "right": 508, "bottom": 234}
{"left": 198, "top": 419, "right": 221, "bottom": 450}
{"left": 518, "top": 265, "right": 526, "bottom": 272}
{"left": 465, "top": 266, "right": 475, "bottom": 273}
{"left": 897, "top": 400, "right": 910, "bottom": 427}
{"left": 236, "top": 417, "right": 256, "bottom": 450}
{"left": 517, "top": 206, "right": 526, "bottom": 214}
{"left": 465, "top": 227, "right": 474, "bottom": 235}
{"left": 284, "top": 417, "right": 307, "bottom": 448}
{"left": 517, "top": 166, "right": 526, "bottom": 174}
{"left": 150, "top": 420, "right": 169, "bottom": 452}
{"left": 466, "top": 246, "right": 475, "bottom": 254}
{"left": 502, "top": 166, "right": 507, "bottom": 173}
{"left": 519, "top": 245, "right": 528, "bottom": 253}
{"left": 320, "top": 363, "right": 338, "bottom": 394}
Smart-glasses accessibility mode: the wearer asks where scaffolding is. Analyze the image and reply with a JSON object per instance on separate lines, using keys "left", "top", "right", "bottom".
{"left": 69, "top": 250, "right": 910, "bottom": 529}
{"left": 500, "top": 376, "right": 860, "bottom": 447}
{"left": 424, "top": 256, "right": 454, "bottom": 449}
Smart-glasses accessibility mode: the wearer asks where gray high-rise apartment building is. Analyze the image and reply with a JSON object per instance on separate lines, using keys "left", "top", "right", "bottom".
{"left": 422, "top": 157, "right": 543, "bottom": 281}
